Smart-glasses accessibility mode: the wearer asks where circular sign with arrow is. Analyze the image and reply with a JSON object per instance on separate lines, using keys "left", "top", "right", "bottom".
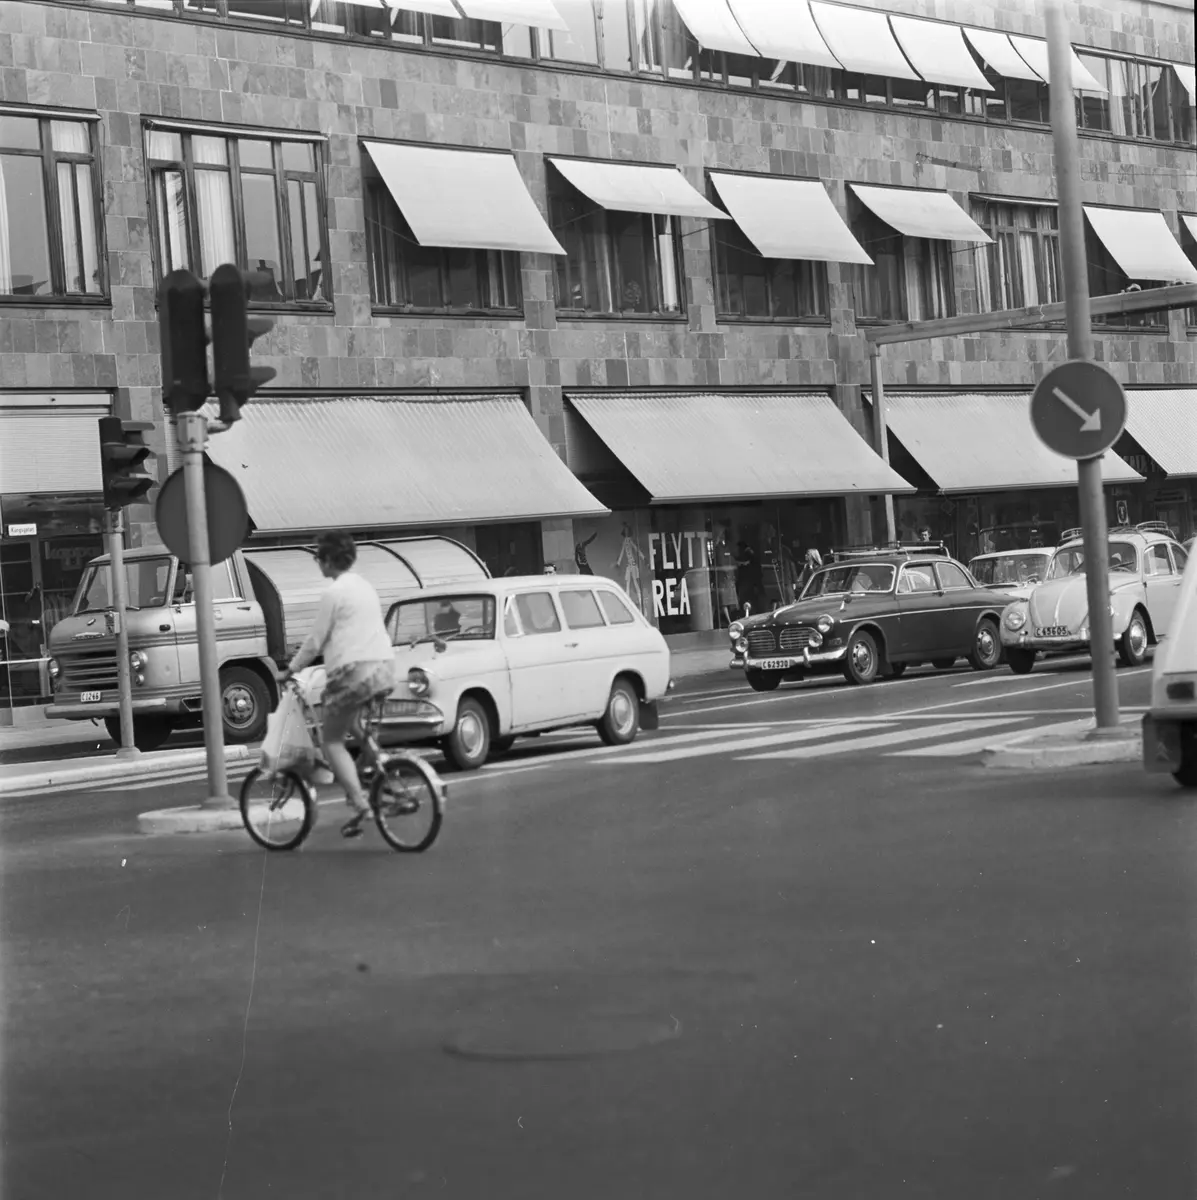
{"left": 1030, "top": 359, "right": 1127, "bottom": 460}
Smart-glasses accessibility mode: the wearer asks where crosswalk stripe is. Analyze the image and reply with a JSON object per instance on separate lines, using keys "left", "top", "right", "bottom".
{"left": 741, "top": 718, "right": 1003, "bottom": 762}
{"left": 609, "top": 720, "right": 893, "bottom": 765}
{"left": 888, "top": 718, "right": 1087, "bottom": 758}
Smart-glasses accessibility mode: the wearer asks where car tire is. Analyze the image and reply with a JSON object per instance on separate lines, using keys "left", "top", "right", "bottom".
{"left": 842, "top": 630, "right": 880, "bottom": 686}
{"left": 1117, "top": 610, "right": 1149, "bottom": 668}
{"left": 745, "top": 669, "right": 782, "bottom": 692}
{"left": 880, "top": 661, "right": 907, "bottom": 679}
{"left": 442, "top": 697, "right": 490, "bottom": 771}
{"left": 967, "top": 618, "right": 1002, "bottom": 671}
{"left": 598, "top": 677, "right": 640, "bottom": 746}
{"left": 220, "top": 665, "right": 271, "bottom": 744}
{"left": 931, "top": 658, "right": 956, "bottom": 670}
{"left": 491, "top": 735, "right": 516, "bottom": 755}
{"left": 1006, "top": 648, "right": 1036, "bottom": 675}
{"left": 104, "top": 714, "right": 174, "bottom": 752}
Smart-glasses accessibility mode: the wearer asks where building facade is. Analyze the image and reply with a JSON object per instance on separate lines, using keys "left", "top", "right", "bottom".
{"left": 0, "top": 0, "right": 1194, "bottom": 717}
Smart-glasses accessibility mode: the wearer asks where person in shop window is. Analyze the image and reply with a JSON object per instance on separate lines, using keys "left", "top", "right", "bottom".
{"left": 574, "top": 530, "right": 597, "bottom": 575}
{"left": 615, "top": 524, "right": 647, "bottom": 613}
{"left": 735, "top": 541, "right": 763, "bottom": 616}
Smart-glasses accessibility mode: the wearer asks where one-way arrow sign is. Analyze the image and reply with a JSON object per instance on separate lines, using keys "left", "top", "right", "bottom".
{"left": 1030, "top": 360, "right": 1126, "bottom": 459}
{"left": 1052, "top": 385, "right": 1102, "bottom": 433}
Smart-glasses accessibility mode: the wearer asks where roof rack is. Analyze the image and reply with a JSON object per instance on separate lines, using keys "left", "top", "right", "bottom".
{"left": 830, "top": 541, "right": 950, "bottom": 562}
{"left": 1132, "top": 520, "right": 1176, "bottom": 537}
{"left": 1059, "top": 521, "right": 1177, "bottom": 545}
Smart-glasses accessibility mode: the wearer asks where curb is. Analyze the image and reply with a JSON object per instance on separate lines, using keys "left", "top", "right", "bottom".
{"left": 0, "top": 745, "right": 253, "bottom": 797}
{"left": 138, "top": 803, "right": 247, "bottom": 835}
{"left": 982, "top": 727, "right": 1141, "bottom": 770}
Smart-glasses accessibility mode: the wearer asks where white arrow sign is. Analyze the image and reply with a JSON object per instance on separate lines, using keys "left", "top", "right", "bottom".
{"left": 1052, "top": 386, "right": 1102, "bottom": 433}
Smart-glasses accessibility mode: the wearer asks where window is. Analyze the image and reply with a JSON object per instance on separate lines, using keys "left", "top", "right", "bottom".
{"left": 849, "top": 197, "right": 954, "bottom": 322}
{"left": 597, "top": 591, "right": 636, "bottom": 624}
{"left": 173, "top": 560, "right": 240, "bottom": 602}
{"left": 1182, "top": 218, "right": 1197, "bottom": 326}
{"left": 0, "top": 113, "right": 102, "bottom": 300}
{"left": 1146, "top": 544, "right": 1174, "bottom": 576}
{"left": 1174, "top": 545, "right": 1189, "bottom": 572}
{"left": 428, "top": 13, "right": 503, "bottom": 53}
{"left": 503, "top": 595, "right": 521, "bottom": 637}
{"left": 145, "top": 127, "right": 329, "bottom": 304}
{"left": 550, "top": 176, "right": 683, "bottom": 317}
{"left": 712, "top": 221, "right": 828, "bottom": 321}
{"left": 760, "top": 61, "right": 840, "bottom": 100}
{"left": 559, "top": 589, "right": 606, "bottom": 628}
{"left": 972, "top": 201, "right": 1061, "bottom": 312}
{"left": 1005, "top": 77, "right": 1049, "bottom": 124}
{"left": 537, "top": 0, "right": 599, "bottom": 63}
{"left": 515, "top": 592, "right": 561, "bottom": 634}
{"left": 899, "top": 565, "right": 937, "bottom": 593}
{"left": 364, "top": 177, "right": 521, "bottom": 313}
{"left": 74, "top": 558, "right": 172, "bottom": 613}
{"left": 1084, "top": 220, "right": 1165, "bottom": 329}
{"left": 935, "top": 562, "right": 972, "bottom": 590}
{"left": 387, "top": 595, "right": 497, "bottom": 643}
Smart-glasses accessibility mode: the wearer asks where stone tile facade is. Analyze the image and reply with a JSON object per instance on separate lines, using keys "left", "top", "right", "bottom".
{"left": 1, "top": 0, "right": 1194, "bottom": 553}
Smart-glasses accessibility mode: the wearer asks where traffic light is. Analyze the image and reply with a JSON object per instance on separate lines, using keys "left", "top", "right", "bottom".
{"left": 210, "top": 263, "right": 277, "bottom": 425}
{"left": 159, "top": 269, "right": 209, "bottom": 415}
{"left": 98, "top": 417, "right": 156, "bottom": 510}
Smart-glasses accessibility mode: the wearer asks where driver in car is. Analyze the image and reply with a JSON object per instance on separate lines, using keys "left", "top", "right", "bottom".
{"left": 433, "top": 598, "right": 462, "bottom": 636}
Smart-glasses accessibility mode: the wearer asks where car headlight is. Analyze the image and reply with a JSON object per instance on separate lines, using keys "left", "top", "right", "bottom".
{"left": 728, "top": 621, "right": 744, "bottom": 641}
{"left": 1004, "top": 609, "right": 1026, "bottom": 631}
{"left": 48, "top": 657, "right": 60, "bottom": 679}
{"left": 407, "top": 667, "right": 430, "bottom": 697}
{"left": 815, "top": 614, "right": 834, "bottom": 634}
{"left": 130, "top": 651, "right": 145, "bottom": 670}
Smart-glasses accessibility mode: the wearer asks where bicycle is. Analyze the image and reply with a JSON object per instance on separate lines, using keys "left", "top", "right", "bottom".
{"left": 239, "top": 677, "right": 445, "bottom": 853}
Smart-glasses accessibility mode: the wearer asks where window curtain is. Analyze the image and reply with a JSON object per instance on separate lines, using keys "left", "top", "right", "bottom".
{"left": 0, "top": 157, "right": 11, "bottom": 294}
{"left": 192, "top": 138, "right": 235, "bottom": 277}
{"left": 50, "top": 123, "right": 100, "bottom": 293}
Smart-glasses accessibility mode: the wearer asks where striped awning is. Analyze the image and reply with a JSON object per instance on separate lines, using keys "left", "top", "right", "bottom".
{"left": 1124, "top": 389, "right": 1197, "bottom": 477}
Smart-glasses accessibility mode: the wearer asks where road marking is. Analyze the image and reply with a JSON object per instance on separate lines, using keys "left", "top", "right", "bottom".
{"left": 888, "top": 718, "right": 1089, "bottom": 757}
{"left": 607, "top": 720, "right": 893, "bottom": 765}
{"left": 742, "top": 718, "right": 1004, "bottom": 761}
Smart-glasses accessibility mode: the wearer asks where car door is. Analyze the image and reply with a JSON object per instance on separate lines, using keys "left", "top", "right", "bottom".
{"left": 1144, "top": 542, "right": 1183, "bottom": 638}
{"left": 893, "top": 562, "right": 949, "bottom": 658}
{"left": 934, "top": 560, "right": 983, "bottom": 653}
{"left": 171, "top": 559, "right": 251, "bottom": 693}
{"left": 500, "top": 590, "right": 574, "bottom": 729}
{"left": 556, "top": 587, "right": 615, "bottom": 717}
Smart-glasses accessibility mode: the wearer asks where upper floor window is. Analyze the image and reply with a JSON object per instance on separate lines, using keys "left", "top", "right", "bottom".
{"left": 364, "top": 176, "right": 521, "bottom": 314}
{"left": 1075, "top": 53, "right": 1195, "bottom": 144}
{"left": 848, "top": 198, "right": 954, "bottom": 323}
{"left": 712, "top": 222, "right": 827, "bottom": 322}
{"left": 549, "top": 175, "right": 684, "bottom": 318}
{"left": 1084, "top": 220, "right": 1165, "bottom": 330}
{"left": 0, "top": 112, "right": 103, "bottom": 301}
{"left": 971, "top": 201, "right": 1060, "bottom": 312}
{"left": 1180, "top": 216, "right": 1197, "bottom": 326}
{"left": 145, "top": 127, "right": 329, "bottom": 305}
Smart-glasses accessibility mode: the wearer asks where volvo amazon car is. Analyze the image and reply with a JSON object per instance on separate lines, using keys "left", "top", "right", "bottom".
{"left": 967, "top": 548, "right": 1053, "bottom": 602}
{"left": 998, "top": 523, "right": 1189, "bottom": 674}
{"left": 728, "top": 546, "right": 1009, "bottom": 691}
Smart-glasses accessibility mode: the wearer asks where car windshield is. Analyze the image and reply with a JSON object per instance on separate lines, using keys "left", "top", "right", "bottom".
{"left": 801, "top": 564, "right": 895, "bottom": 597}
{"left": 387, "top": 594, "right": 496, "bottom": 644}
{"left": 72, "top": 558, "right": 173, "bottom": 613}
{"left": 969, "top": 553, "right": 1051, "bottom": 587}
{"left": 1047, "top": 541, "right": 1138, "bottom": 580}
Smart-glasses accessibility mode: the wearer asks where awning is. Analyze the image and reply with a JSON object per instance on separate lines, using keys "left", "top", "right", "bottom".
{"left": 1007, "top": 35, "right": 1107, "bottom": 92}
{"left": 1083, "top": 206, "right": 1197, "bottom": 284}
{"left": 1184, "top": 214, "right": 1197, "bottom": 242}
{"left": 387, "top": 1, "right": 461, "bottom": 17}
{"left": 849, "top": 184, "right": 991, "bottom": 244}
{"left": 203, "top": 395, "right": 608, "bottom": 533}
{"left": 1174, "top": 63, "right": 1196, "bottom": 102}
{"left": 878, "top": 392, "right": 1144, "bottom": 492}
{"left": 548, "top": 157, "right": 727, "bottom": 220}
{"left": 890, "top": 17, "right": 993, "bottom": 91}
{"left": 727, "top": 0, "right": 839, "bottom": 68}
{"left": 454, "top": 0, "right": 569, "bottom": 30}
{"left": 567, "top": 392, "right": 914, "bottom": 502}
{"left": 0, "top": 393, "right": 111, "bottom": 495}
{"left": 361, "top": 141, "right": 564, "bottom": 255}
{"left": 962, "top": 28, "right": 1043, "bottom": 82}
{"left": 671, "top": 0, "right": 758, "bottom": 56}
{"left": 709, "top": 173, "right": 872, "bottom": 263}
{"left": 1124, "top": 389, "right": 1197, "bottom": 477}
{"left": 809, "top": 2, "right": 920, "bottom": 81}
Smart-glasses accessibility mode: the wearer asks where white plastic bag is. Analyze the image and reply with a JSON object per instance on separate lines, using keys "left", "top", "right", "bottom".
{"left": 259, "top": 686, "right": 317, "bottom": 777}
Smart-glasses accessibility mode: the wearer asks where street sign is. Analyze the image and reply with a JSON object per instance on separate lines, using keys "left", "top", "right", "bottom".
{"left": 1030, "top": 359, "right": 1127, "bottom": 459}
{"left": 154, "top": 458, "right": 249, "bottom": 565}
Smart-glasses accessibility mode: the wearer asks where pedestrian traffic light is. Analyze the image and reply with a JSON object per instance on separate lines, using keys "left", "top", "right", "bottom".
{"left": 98, "top": 417, "right": 156, "bottom": 510}
{"left": 159, "top": 269, "right": 210, "bottom": 415}
{"left": 210, "top": 263, "right": 277, "bottom": 426}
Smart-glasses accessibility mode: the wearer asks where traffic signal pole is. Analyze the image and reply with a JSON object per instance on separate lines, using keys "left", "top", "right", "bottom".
{"left": 104, "top": 508, "right": 139, "bottom": 760}
{"left": 177, "top": 410, "right": 233, "bottom": 808}
{"left": 1046, "top": 0, "right": 1119, "bottom": 732}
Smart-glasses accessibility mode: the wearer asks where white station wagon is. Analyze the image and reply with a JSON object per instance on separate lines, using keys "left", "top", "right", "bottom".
{"left": 305, "top": 575, "right": 672, "bottom": 770}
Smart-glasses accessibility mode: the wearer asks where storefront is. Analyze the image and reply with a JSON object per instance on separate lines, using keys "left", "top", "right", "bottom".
{"left": 564, "top": 389, "right": 913, "bottom": 636}
{"left": 1114, "top": 388, "right": 1197, "bottom": 541}
{"left": 1, "top": 392, "right": 111, "bottom": 719}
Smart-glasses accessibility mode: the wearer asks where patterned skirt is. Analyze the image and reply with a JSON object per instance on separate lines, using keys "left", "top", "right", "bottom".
{"left": 321, "top": 659, "right": 397, "bottom": 722}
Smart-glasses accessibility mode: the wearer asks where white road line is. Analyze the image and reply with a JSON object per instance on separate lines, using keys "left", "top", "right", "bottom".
{"left": 887, "top": 718, "right": 1088, "bottom": 758}
{"left": 608, "top": 720, "right": 892, "bottom": 765}
{"left": 743, "top": 718, "right": 1003, "bottom": 762}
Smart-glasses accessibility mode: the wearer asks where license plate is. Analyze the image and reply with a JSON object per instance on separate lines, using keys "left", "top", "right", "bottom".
{"left": 80, "top": 690, "right": 102, "bottom": 702}
{"left": 752, "top": 658, "right": 799, "bottom": 671}
{"left": 1035, "top": 626, "right": 1071, "bottom": 638}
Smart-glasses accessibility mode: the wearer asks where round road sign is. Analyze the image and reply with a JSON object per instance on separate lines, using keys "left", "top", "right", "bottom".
{"left": 155, "top": 457, "right": 249, "bottom": 565}
{"left": 1030, "top": 359, "right": 1127, "bottom": 460}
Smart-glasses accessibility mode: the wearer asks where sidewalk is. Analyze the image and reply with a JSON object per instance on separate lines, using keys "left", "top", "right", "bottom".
{"left": 982, "top": 714, "right": 1141, "bottom": 769}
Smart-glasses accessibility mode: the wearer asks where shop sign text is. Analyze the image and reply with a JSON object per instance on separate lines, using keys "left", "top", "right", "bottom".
{"left": 648, "top": 531, "right": 708, "bottom": 618}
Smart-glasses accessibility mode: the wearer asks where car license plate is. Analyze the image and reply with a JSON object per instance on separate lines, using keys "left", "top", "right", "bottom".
{"left": 753, "top": 658, "right": 799, "bottom": 670}
{"left": 81, "top": 690, "right": 102, "bottom": 702}
{"left": 1036, "top": 626, "right": 1070, "bottom": 638}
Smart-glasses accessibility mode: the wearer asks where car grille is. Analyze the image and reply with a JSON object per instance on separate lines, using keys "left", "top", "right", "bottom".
{"left": 779, "top": 627, "right": 818, "bottom": 652}
{"left": 59, "top": 648, "right": 119, "bottom": 692}
{"left": 745, "top": 629, "right": 776, "bottom": 655}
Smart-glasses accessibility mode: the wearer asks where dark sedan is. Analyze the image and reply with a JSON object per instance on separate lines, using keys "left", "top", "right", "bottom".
{"left": 728, "top": 551, "right": 1010, "bottom": 691}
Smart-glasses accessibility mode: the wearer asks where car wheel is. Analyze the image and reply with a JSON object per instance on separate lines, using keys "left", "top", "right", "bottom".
{"left": 967, "top": 618, "right": 1001, "bottom": 671}
{"left": 491, "top": 735, "right": 516, "bottom": 755}
{"left": 442, "top": 697, "right": 490, "bottom": 771}
{"left": 931, "top": 658, "right": 956, "bottom": 670}
{"left": 220, "top": 665, "right": 271, "bottom": 744}
{"left": 1117, "top": 610, "right": 1148, "bottom": 667}
{"left": 1006, "top": 648, "right": 1036, "bottom": 675}
{"left": 842, "top": 630, "right": 880, "bottom": 686}
{"left": 598, "top": 677, "right": 640, "bottom": 746}
{"left": 745, "top": 669, "right": 782, "bottom": 692}
{"left": 880, "top": 661, "right": 907, "bottom": 679}
{"left": 104, "top": 715, "right": 174, "bottom": 752}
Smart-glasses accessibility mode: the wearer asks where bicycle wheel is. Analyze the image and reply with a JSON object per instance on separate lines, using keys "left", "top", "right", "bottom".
{"left": 369, "top": 754, "right": 444, "bottom": 853}
{"left": 240, "top": 768, "right": 315, "bottom": 851}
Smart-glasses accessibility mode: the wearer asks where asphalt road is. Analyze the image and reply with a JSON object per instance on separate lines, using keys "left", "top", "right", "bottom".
{"left": 2, "top": 660, "right": 1193, "bottom": 1199}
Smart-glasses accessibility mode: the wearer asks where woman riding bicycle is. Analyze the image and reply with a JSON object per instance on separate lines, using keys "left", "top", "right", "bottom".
{"left": 280, "top": 531, "right": 396, "bottom": 839}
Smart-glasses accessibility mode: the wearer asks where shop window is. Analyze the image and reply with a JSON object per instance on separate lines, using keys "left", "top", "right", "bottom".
{"left": 1084, "top": 222, "right": 1165, "bottom": 330}
{"left": 537, "top": 0, "right": 599, "bottom": 63}
{"left": 550, "top": 176, "right": 683, "bottom": 317}
{"left": 364, "top": 180, "right": 521, "bottom": 313}
{"left": 712, "top": 221, "right": 828, "bottom": 322}
{"left": 0, "top": 113, "right": 103, "bottom": 301}
{"left": 971, "top": 201, "right": 1061, "bottom": 312}
{"left": 146, "top": 126, "right": 329, "bottom": 305}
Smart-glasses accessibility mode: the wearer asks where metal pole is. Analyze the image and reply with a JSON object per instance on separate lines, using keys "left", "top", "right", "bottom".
{"left": 105, "top": 508, "right": 140, "bottom": 761}
{"left": 1047, "top": 0, "right": 1120, "bottom": 732}
{"left": 177, "top": 410, "right": 233, "bottom": 806}
{"left": 869, "top": 346, "right": 897, "bottom": 544}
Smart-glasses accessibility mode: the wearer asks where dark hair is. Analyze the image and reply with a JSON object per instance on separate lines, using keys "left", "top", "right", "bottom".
{"left": 316, "top": 531, "right": 356, "bottom": 571}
